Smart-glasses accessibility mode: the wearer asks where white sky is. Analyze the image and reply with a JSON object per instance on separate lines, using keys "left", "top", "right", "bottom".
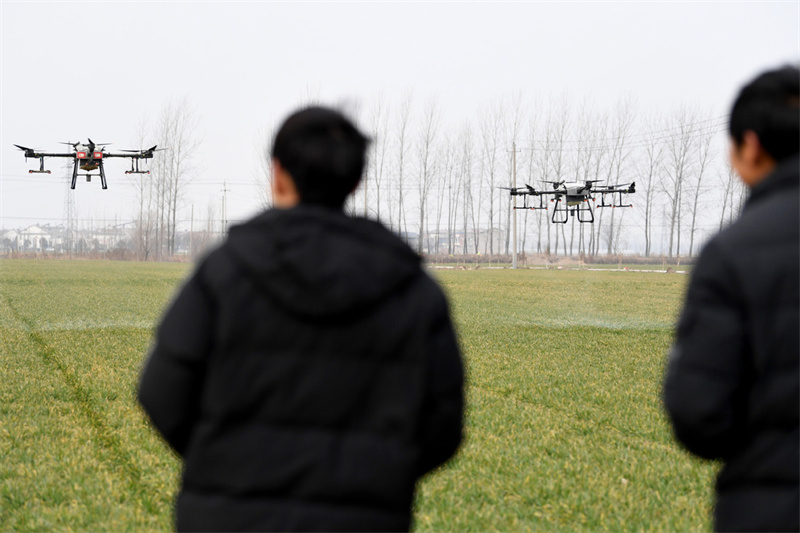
{"left": 1, "top": 1, "right": 798, "bottom": 230}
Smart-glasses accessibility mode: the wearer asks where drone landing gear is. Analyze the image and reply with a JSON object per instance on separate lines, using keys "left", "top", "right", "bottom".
{"left": 551, "top": 198, "right": 568, "bottom": 224}
{"left": 574, "top": 200, "right": 594, "bottom": 223}
{"left": 75, "top": 166, "right": 107, "bottom": 189}
{"left": 125, "top": 158, "right": 150, "bottom": 175}
{"left": 29, "top": 157, "right": 51, "bottom": 174}
{"left": 598, "top": 192, "right": 632, "bottom": 209}
{"left": 99, "top": 161, "right": 107, "bottom": 189}
{"left": 71, "top": 159, "right": 79, "bottom": 189}
{"left": 551, "top": 198, "right": 595, "bottom": 224}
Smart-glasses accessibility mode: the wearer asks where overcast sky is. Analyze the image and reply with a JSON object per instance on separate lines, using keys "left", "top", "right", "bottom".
{"left": 1, "top": 1, "right": 797, "bottom": 230}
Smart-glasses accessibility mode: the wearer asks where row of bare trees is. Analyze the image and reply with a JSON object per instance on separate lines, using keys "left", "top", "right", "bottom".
{"left": 128, "top": 93, "right": 747, "bottom": 261}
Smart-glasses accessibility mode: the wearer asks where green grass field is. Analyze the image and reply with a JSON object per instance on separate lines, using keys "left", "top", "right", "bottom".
{"left": 0, "top": 259, "right": 717, "bottom": 531}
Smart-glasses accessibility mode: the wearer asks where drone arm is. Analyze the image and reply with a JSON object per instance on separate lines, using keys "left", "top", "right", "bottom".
{"left": 28, "top": 152, "right": 74, "bottom": 158}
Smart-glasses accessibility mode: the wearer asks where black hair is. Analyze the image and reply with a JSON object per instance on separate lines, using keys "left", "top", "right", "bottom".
{"left": 271, "top": 106, "right": 370, "bottom": 208}
{"left": 729, "top": 65, "right": 800, "bottom": 162}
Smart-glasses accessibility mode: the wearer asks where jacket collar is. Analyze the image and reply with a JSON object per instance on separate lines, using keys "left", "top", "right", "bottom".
{"left": 746, "top": 154, "right": 800, "bottom": 208}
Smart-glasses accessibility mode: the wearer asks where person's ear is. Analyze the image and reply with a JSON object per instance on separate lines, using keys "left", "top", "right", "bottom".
{"left": 731, "top": 131, "right": 777, "bottom": 187}
{"left": 272, "top": 159, "right": 301, "bottom": 208}
{"left": 739, "top": 131, "right": 763, "bottom": 166}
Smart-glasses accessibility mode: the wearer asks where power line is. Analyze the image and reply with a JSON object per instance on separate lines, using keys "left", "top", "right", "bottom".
{"left": 519, "top": 122, "right": 727, "bottom": 154}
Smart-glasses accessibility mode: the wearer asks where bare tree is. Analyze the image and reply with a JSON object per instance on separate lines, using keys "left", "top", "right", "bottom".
{"left": 415, "top": 98, "right": 441, "bottom": 254}
{"left": 504, "top": 92, "right": 526, "bottom": 255}
{"left": 148, "top": 110, "right": 171, "bottom": 259}
{"left": 457, "top": 124, "right": 479, "bottom": 254}
{"left": 604, "top": 96, "right": 636, "bottom": 255}
{"left": 478, "top": 99, "right": 505, "bottom": 255}
{"left": 638, "top": 113, "right": 666, "bottom": 257}
{"left": 367, "top": 93, "right": 390, "bottom": 221}
{"left": 394, "top": 93, "right": 413, "bottom": 240}
{"left": 662, "top": 107, "right": 697, "bottom": 257}
{"left": 687, "top": 117, "right": 716, "bottom": 256}
{"left": 437, "top": 134, "right": 459, "bottom": 255}
{"left": 130, "top": 114, "right": 157, "bottom": 260}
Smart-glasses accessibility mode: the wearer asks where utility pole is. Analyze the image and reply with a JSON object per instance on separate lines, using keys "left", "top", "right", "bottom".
{"left": 221, "top": 180, "right": 230, "bottom": 236}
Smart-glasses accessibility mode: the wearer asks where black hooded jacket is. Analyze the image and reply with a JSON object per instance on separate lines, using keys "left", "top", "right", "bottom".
{"left": 138, "top": 206, "right": 464, "bottom": 532}
{"left": 664, "top": 156, "right": 799, "bottom": 532}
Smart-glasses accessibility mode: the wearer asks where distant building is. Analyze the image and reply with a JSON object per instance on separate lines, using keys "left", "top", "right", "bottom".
{"left": 18, "top": 225, "right": 55, "bottom": 252}
{"left": 414, "top": 228, "right": 506, "bottom": 255}
{"left": 0, "top": 223, "right": 137, "bottom": 255}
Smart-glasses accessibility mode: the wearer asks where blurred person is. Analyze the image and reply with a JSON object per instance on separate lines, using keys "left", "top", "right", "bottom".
{"left": 664, "top": 65, "right": 799, "bottom": 532}
{"left": 138, "top": 106, "right": 464, "bottom": 532}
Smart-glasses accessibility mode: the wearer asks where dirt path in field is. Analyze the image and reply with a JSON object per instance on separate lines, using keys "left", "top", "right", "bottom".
{"left": 0, "top": 292, "right": 155, "bottom": 501}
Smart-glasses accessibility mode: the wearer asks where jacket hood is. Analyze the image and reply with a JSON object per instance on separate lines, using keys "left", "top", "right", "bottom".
{"left": 746, "top": 154, "right": 800, "bottom": 208}
{"left": 225, "top": 205, "right": 422, "bottom": 319}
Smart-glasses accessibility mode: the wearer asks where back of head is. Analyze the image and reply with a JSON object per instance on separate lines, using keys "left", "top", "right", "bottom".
{"left": 271, "top": 106, "right": 370, "bottom": 208}
{"left": 729, "top": 65, "right": 800, "bottom": 162}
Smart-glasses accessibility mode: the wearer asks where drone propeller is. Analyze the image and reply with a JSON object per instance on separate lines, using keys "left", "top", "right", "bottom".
{"left": 542, "top": 180, "right": 564, "bottom": 190}
{"left": 14, "top": 144, "right": 36, "bottom": 151}
{"left": 120, "top": 145, "right": 161, "bottom": 154}
{"left": 59, "top": 141, "right": 81, "bottom": 148}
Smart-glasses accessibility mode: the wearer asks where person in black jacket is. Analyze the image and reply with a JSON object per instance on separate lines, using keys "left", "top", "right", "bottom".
{"left": 138, "top": 106, "right": 464, "bottom": 532}
{"left": 663, "top": 65, "right": 799, "bottom": 532}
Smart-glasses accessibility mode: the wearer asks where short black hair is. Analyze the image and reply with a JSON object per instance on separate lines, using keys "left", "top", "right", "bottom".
{"left": 271, "top": 106, "right": 370, "bottom": 208}
{"left": 729, "top": 65, "right": 800, "bottom": 162}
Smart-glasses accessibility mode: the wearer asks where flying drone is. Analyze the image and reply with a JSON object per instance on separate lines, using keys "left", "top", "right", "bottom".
{"left": 14, "top": 139, "right": 158, "bottom": 190}
{"left": 501, "top": 179, "right": 636, "bottom": 224}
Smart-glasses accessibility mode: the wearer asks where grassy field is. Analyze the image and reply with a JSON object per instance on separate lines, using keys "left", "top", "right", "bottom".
{"left": 0, "top": 259, "right": 716, "bottom": 531}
